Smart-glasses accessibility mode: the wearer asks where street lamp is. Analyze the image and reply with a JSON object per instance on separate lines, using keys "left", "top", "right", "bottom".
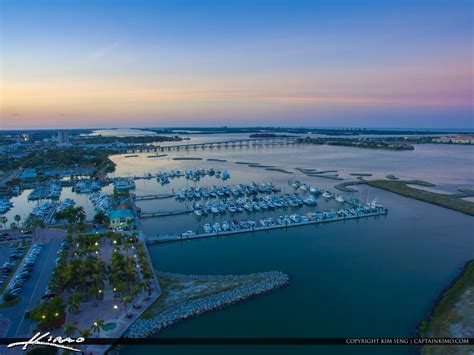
{"left": 114, "top": 305, "right": 118, "bottom": 318}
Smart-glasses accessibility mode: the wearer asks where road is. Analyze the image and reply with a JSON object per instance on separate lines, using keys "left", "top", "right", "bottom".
{"left": 0, "top": 228, "right": 65, "bottom": 337}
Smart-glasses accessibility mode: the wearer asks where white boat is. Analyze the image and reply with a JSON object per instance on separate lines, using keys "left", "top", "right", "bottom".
{"left": 322, "top": 191, "right": 333, "bottom": 198}
{"left": 221, "top": 221, "right": 230, "bottom": 231}
{"left": 212, "top": 223, "right": 221, "bottom": 233}
{"left": 309, "top": 186, "right": 321, "bottom": 194}
{"left": 181, "top": 230, "right": 196, "bottom": 238}
{"left": 335, "top": 195, "right": 345, "bottom": 203}
{"left": 203, "top": 223, "right": 212, "bottom": 233}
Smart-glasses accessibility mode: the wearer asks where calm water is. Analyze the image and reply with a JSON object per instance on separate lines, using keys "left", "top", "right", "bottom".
{"left": 115, "top": 141, "right": 473, "bottom": 355}
{"left": 4, "top": 136, "right": 474, "bottom": 354}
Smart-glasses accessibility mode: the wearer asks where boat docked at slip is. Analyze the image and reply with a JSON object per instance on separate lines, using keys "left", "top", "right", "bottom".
{"left": 309, "top": 186, "right": 321, "bottom": 194}
{"left": 114, "top": 178, "right": 135, "bottom": 191}
{"left": 0, "top": 199, "right": 13, "bottom": 214}
{"left": 322, "top": 191, "right": 333, "bottom": 198}
{"left": 203, "top": 223, "right": 212, "bottom": 234}
{"left": 55, "top": 198, "right": 75, "bottom": 212}
{"left": 303, "top": 196, "right": 317, "bottom": 205}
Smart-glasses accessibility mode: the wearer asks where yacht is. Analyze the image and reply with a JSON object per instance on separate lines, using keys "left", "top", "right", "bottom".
{"left": 221, "top": 221, "right": 230, "bottom": 231}
{"left": 203, "top": 223, "right": 212, "bottom": 233}
{"left": 309, "top": 186, "right": 321, "bottom": 194}
{"left": 322, "top": 191, "right": 333, "bottom": 198}
{"left": 212, "top": 223, "right": 221, "bottom": 233}
{"left": 0, "top": 199, "right": 13, "bottom": 213}
{"left": 181, "top": 230, "right": 196, "bottom": 238}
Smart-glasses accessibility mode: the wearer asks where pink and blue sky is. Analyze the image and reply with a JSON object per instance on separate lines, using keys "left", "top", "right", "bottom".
{"left": 0, "top": 0, "right": 472, "bottom": 129}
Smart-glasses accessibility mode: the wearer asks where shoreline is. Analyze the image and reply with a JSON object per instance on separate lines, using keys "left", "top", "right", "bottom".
{"left": 418, "top": 260, "right": 474, "bottom": 335}
{"left": 414, "top": 259, "right": 474, "bottom": 354}
{"left": 125, "top": 271, "right": 290, "bottom": 339}
{"left": 367, "top": 180, "right": 474, "bottom": 216}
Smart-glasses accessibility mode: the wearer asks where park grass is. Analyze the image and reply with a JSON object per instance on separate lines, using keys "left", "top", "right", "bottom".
{"left": 420, "top": 261, "right": 474, "bottom": 354}
{"left": 367, "top": 180, "right": 474, "bottom": 216}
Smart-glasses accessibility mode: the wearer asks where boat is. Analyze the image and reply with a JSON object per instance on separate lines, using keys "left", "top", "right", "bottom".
{"left": 322, "top": 191, "right": 333, "bottom": 198}
{"left": 203, "top": 223, "right": 212, "bottom": 233}
{"left": 114, "top": 178, "right": 135, "bottom": 191}
{"left": 335, "top": 195, "right": 345, "bottom": 203}
{"left": 222, "top": 170, "right": 230, "bottom": 180}
{"left": 221, "top": 221, "right": 230, "bottom": 231}
{"left": 309, "top": 186, "right": 321, "bottom": 194}
{"left": 181, "top": 230, "right": 196, "bottom": 238}
{"left": 212, "top": 223, "right": 221, "bottom": 233}
{"left": 0, "top": 199, "right": 13, "bottom": 213}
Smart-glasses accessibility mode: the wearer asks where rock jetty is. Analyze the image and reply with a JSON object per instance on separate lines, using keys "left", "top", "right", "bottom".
{"left": 126, "top": 271, "right": 289, "bottom": 338}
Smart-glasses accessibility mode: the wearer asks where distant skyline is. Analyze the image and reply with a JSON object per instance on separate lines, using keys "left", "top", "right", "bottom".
{"left": 1, "top": 0, "right": 473, "bottom": 129}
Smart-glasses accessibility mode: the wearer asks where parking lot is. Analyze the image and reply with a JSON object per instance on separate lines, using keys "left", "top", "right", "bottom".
{"left": 0, "top": 244, "right": 29, "bottom": 292}
{"left": 0, "top": 228, "right": 66, "bottom": 338}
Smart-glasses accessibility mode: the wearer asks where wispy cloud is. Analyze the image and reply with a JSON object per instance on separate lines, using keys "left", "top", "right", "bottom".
{"left": 88, "top": 41, "right": 120, "bottom": 61}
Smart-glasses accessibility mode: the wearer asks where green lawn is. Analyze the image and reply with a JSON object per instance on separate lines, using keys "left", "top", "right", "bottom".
{"left": 367, "top": 180, "right": 474, "bottom": 216}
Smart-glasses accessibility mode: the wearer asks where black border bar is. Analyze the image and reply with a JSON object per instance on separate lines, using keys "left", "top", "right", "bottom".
{"left": 1, "top": 338, "right": 473, "bottom": 346}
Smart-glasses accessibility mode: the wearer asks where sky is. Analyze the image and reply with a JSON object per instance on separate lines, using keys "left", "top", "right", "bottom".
{"left": 0, "top": 0, "right": 472, "bottom": 129}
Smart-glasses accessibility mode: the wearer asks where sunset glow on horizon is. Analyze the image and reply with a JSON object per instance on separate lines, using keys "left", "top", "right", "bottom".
{"left": 1, "top": 0, "right": 472, "bottom": 129}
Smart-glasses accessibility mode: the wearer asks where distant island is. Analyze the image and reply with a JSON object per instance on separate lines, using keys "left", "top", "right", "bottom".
{"left": 249, "top": 133, "right": 297, "bottom": 138}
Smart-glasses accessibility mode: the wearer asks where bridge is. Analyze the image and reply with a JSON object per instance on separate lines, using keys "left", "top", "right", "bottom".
{"left": 126, "top": 136, "right": 299, "bottom": 154}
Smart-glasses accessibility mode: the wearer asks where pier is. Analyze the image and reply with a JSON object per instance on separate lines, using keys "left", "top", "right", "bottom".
{"left": 133, "top": 193, "right": 176, "bottom": 201}
{"left": 146, "top": 209, "right": 388, "bottom": 244}
{"left": 139, "top": 209, "right": 193, "bottom": 218}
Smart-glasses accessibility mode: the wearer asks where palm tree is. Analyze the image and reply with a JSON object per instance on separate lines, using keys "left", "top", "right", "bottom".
{"left": 68, "top": 295, "right": 80, "bottom": 314}
{"left": 91, "top": 318, "right": 104, "bottom": 338}
{"left": 14, "top": 214, "right": 21, "bottom": 229}
{"left": 79, "top": 329, "right": 91, "bottom": 338}
{"left": 63, "top": 322, "right": 77, "bottom": 337}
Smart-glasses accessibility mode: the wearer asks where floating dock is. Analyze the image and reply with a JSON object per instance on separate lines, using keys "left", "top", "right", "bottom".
{"left": 139, "top": 209, "right": 193, "bottom": 218}
{"left": 146, "top": 209, "right": 387, "bottom": 244}
{"left": 133, "top": 194, "right": 176, "bottom": 201}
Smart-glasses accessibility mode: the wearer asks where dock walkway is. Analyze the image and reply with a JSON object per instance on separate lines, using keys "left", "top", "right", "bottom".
{"left": 146, "top": 209, "right": 387, "bottom": 245}
{"left": 133, "top": 193, "right": 176, "bottom": 201}
{"left": 139, "top": 209, "right": 193, "bottom": 218}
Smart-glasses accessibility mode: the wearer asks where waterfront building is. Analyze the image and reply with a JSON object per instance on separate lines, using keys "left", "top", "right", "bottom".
{"left": 109, "top": 209, "right": 136, "bottom": 230}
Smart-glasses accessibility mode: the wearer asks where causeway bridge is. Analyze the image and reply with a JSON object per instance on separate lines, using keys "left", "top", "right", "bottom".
{"left": 126, "top": 136, "right": 299, "bottom": 154}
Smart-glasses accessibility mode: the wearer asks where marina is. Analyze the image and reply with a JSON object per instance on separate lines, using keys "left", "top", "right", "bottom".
{"left": 27, "top": 183, "right": 62, "bottom": 200}
{"left": 2, "top": 0, "right": 473, "bottom": 352}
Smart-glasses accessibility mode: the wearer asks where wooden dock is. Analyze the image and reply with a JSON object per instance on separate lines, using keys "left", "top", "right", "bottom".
{"left": 133, "top": 193, "right": 176, "bottom": 201}
{"left": 139, "top": 209, "right": 193, "bottom": 218}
